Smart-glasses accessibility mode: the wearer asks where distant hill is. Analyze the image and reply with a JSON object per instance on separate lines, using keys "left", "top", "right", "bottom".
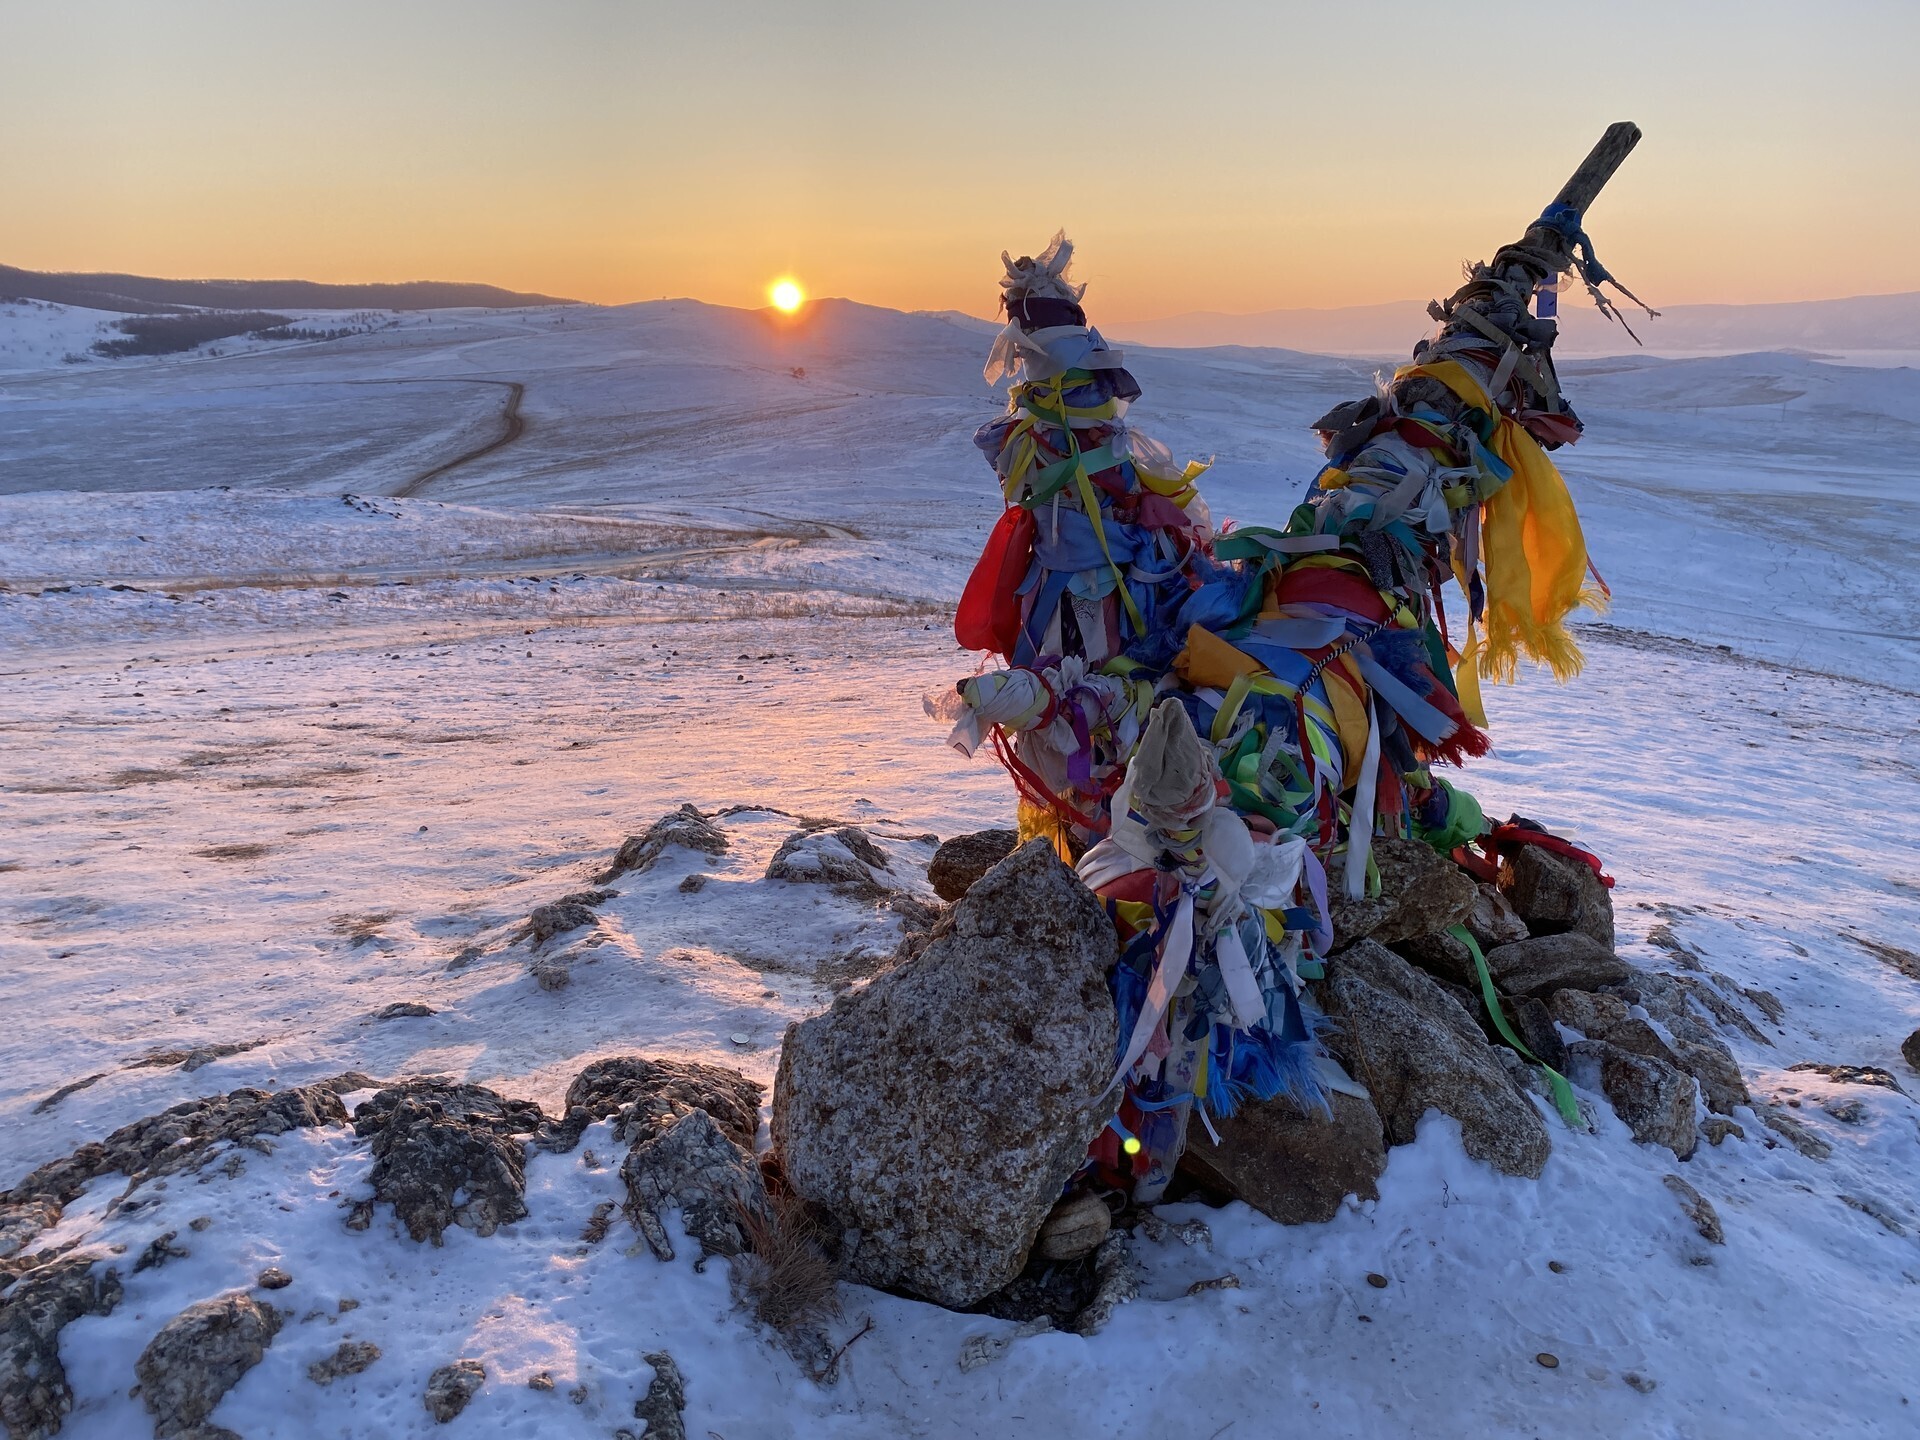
{"left": 1113, "top": 291, "right": 1920, "bottom": 359}
{"left": 0, "top": 264, "right": 575, "bottom": 315}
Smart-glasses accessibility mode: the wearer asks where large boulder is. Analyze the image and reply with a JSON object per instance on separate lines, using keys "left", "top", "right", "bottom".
{"left": 1497, "top": 995, "right": 1568, "bottom": 1072}
{"left": 927, "top": 830, "right": 1019, "bottom": 902}
{"left": 0, "top": 1258, "right": 122, "bottom": 1440}
{"left": 1499, "top": 844, "right": 1614, "bottom": 948}
{"left": 1328, "top": 838, "right": 1476, "bottom": 948}
{"left": 1904, "top": 1029, "right": 1920, "bottom": 1072}
{"left": 772, "top": 840, "right": 1118, "bottom": 1308}
{"left": 1392, "top": 930, "right": 1477, "bottom": 988}
{"left": 1316, "top": 940, "right": 1551, "bottom": 1178}
{"left": 136, "top": 1291, "right": 283, "bottom": 1438}
{"left": 1670, "top": 1037, "right": 1750, "bottom": 1116}
{"left": 1482, "top": 932, "right": 1629, "bottom": 998}
{"left": 1178, "top": 1089, "right": 1388, "bottom": 1224}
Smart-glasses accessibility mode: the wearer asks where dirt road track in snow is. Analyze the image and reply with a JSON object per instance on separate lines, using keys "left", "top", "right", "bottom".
{"left": 392, "top": 378, "right": 526, "bottom": 497}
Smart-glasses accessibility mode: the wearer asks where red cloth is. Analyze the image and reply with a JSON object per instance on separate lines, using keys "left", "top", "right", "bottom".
{"left": 1275, "top": 567, "right": 1389, "bottom": 622}
{"left": 955, "top": 506, "right": 1035, "bottom": 660}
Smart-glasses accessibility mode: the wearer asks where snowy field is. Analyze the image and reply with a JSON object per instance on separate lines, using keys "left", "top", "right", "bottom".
{"left": 2, "top": 299, "right": 1918, "bottom": 1438}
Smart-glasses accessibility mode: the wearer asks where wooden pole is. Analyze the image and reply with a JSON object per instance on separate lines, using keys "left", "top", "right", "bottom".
{"left": 1552, "top": 122, "right": 1642, "bottom": 216}
{"left": 1390, "top": 122, "right": 1648, "bottom": 417}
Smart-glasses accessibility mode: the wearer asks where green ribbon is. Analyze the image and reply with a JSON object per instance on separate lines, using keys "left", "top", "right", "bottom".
{"left": 1448, "top": 924, "right": 1582, "bottom": 1128}
{"left": 1020, "top": 443, "right": 1118, "bottom": 508}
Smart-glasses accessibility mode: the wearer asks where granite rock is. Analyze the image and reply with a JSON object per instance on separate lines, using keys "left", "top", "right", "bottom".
{"left": 772, "top": 840, "right": 1118, "bottom": 1308}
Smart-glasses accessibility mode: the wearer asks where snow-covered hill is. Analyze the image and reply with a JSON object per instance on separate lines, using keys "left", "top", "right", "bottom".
{"left": 1, "top": 297, "right": 1917, "bottom": 1439}
{"left": 1113, "top": 291, "right": 1920, "bottom": 363}
{"left": 4, "top": 297, "right": 1916, "bottom": 686}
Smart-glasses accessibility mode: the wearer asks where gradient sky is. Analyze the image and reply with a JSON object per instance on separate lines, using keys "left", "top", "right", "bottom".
{"left": 4, "top": 0, "right": 1916, "bottom": 319}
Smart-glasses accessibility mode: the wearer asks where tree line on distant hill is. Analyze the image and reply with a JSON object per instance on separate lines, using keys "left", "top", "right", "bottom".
{"left": 89, "top": 311, "right": 375, "bottom": 357}
{"left": 0, "top": 263, "right": 575, "bottom": 315}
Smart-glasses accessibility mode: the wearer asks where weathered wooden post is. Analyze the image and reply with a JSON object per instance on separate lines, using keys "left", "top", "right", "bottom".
{"left": 1394, "top": 121, "right": 1653, "bottom": 427}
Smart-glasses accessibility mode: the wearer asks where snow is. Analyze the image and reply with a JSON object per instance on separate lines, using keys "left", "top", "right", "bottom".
{"left": 0, "top": 299, "right": 123, "bottom": 373}
{"left": 1112, "top": 291, "right": 1920, "bottom": 364}
{"left": 3, "top": 296, "right": 1918, "bottom": 1438}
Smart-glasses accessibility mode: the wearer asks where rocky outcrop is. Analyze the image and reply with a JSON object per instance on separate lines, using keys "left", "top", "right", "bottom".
{"left": 424, "top": 1359, "right": 485, "bottom": 1423}
{"left": 534, "top": 1054, "right": 770, "bottom": 1263}
{"left": 1904, "top": 1029, "right": 1920, "bottom": 1072}
{"left": 1499, "top": 845, "right": 1614, "bottom": 948}
{"left": 621, "top": 1108, "right": 767, "bottom": 1262}
{"left": 598, "top": 804, "right": 728, "bottom": 882}
{"left": 1316, "top": 940, "right": 1551, "bottom": 1178}
{"left": 1566, "top": 1042, "right": 1697, "bottom": 1159}
{"left": 307, "top": 1340, "right": 380, "bottom": 1386}
{"left": 927, "top": 830, "right": 1018, "bottom": 902}
{"left": 5, "top": 1084, "right": 348, "bottom": 1208}
{"left": 772, "top": 840, "right": 1118, "bottom": 1309}
{"left": 522, "top": 890, "right": 614, "bottom": 949}
{"left": 1788, "top": 1062, "right": 1907, "bottom": 1094}
{"left": 633, "top": 1352, "right": 687, "bottom": 1440}
{"left": 135, "top": 1291, "right": 283, "bottom": 1438}
{"left": 766, "top": 826, "right": 893, "bottom": 898}
{"left": 373, "top": 1002, "right": 434, "bottom": 1020}
{"left": 542, "top": 1055, "right": 763, "bottom": 1155}
{"left": 351, "top": 1081, "right": 544, "bottom": 1244}
{"left": 0, "top": 1257, "right": 122, "bottom": 1440}
{"left": 1548, "top": 986, "right": 1749, "bottom": 1115}
{"left": 0, "top": 1202, "right": 62, "bottom": 1267}
{"left": 1179, "top": 1090, "right": 1388, "bottom": 1224}
{"left": 1328, "top": 838, "right": 1476, "bottom": 948}
{"left": 1662, "top": 1174, "right": 1724, "bottom": 1245}
{"left": 1482, "top": 932, "right": 1629, "bottom": 998}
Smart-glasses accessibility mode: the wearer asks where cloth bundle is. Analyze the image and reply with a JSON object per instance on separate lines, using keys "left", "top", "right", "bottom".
{"left": 936, "top": 230, "right": 1605, "bottom": 1200}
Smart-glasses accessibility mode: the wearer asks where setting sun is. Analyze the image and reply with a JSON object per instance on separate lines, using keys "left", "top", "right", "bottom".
{"left": 769, "top": 278, "right": 804, "bottom": 313}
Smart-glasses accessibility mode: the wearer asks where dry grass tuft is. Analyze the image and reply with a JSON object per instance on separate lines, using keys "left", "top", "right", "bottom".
{"left": 733, "top": 1189, "right": 841, "bottom": 1336}
{"left": 330, "top": 910, "right": 400, "bottom": 946}
{"left": 108, "top": 767, "right": 185, "bottom": 787}
{"left": 195, "top": 842, "right": 274, "bottom": 862}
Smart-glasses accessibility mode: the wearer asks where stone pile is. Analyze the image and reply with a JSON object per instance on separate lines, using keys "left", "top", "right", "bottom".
{"left": 884, "top": 826, "right": 1756, "bottom": 1243}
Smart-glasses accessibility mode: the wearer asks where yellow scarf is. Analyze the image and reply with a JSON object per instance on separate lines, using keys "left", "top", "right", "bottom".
{"left": 1395, "top": 361, "right": 1606, "bottom": 719}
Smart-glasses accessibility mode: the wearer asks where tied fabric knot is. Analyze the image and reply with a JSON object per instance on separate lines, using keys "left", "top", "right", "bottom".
{"left": 1533, "top": 202, "right": 1659, "bottom": 341}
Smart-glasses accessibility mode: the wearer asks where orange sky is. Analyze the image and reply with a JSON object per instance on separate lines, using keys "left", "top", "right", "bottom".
{"left": 4, "top": 1, "right": 1916, "bottom": 319}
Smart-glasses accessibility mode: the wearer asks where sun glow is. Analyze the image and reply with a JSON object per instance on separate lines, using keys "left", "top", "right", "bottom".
{"left": 769, "top": 278, "right": 804, "bottom": 313}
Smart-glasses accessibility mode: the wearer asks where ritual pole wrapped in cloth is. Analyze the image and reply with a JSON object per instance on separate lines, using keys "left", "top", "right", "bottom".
{"left": 932, "top": 126, "right": 1646, "bottom": 1201}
